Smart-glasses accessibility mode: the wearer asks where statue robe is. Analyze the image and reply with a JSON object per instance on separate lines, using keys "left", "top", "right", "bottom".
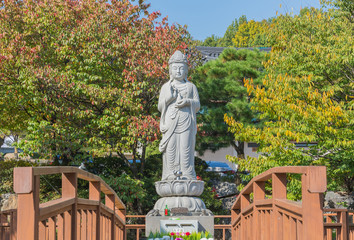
{"left": 158, "top": 80, "right": 200, "bottom": 180}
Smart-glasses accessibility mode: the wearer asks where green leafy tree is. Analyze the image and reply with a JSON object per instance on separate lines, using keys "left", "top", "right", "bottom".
{"left": 192, "top": 48, "right": 266, "bottom": 157}
{"left": 200, "top": 34, "right": 221, "bottom": 47}
{"left": 0, "top": 0, "right": 198, "bottom": 177}
{"left": 232, "top": 19, "right": 270, "bottom": 48}
{"left": 226, "top": 3, "right": 353, "bottom": 195}
{"left": 219, "top": 15, "right": 247, "bottom": 47}
{"left": 200, "top": 15, "right": 270, "bottom": 48}
{"left": 201, "top": 15, "right": 248, "bottom": 47}
{"left": 85, "top": 154, "right": 224, "bottom": 215}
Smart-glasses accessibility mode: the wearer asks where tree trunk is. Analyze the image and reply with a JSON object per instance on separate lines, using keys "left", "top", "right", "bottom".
{"left": 345, "top": 177, "right": 354, "bottom": 193}
{"left": 140, "top": 143, "right": 146, "bottom": 176}
{"left": 131, "top": 143, "right": 138, "bottom": 178}
{"left": 0, "top": 136, "right": 4, "bottom": 147}
{"left": 14, "top": 147, "right": 18, "bottom": 160}
{"left": 13, "top": 135, "right": 19, "bottom": 159}
{"left": 230, "top": 141, "right": 245, "bottom": 159}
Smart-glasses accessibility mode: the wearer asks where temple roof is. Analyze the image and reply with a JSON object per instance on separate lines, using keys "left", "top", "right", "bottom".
{"left": 195, "top": 46, "right": 271, "bottom": 63}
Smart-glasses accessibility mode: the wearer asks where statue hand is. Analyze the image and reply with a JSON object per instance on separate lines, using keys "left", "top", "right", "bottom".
{"left": 171, "top": 87, "right": 178, "bottom": 99}
{"left": 167, "top": 84, "right": 178, "bottom": 103}
{"left": 175, "top": 99, "right": 190, "bottom": 108}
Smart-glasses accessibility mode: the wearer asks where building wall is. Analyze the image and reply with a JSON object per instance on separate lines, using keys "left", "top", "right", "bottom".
{"left": 197, "top": 147, "right": 237, "bottom": 170}
{"left": 197, "top": 142, "right": 261, "bottom": 170}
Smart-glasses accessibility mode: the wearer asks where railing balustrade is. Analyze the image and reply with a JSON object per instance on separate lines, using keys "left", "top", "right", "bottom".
{"left": 231, "top": 166, "right": 327, "bottom": 240}
{"left": 324, "top": 209, "right": 354, "bottom": 240}
{"left": 214, "top": 215, "right": 231, "bottom": 240}
{"left": 126, "top": 215, "right": 146, "bottom": 239}
{"left": 1, "top": 166, "right": 352, "bottom": 239}
{"left": 13, "top": 166, "right": 126, "bottom": 240}
{"left": 125, "top": 215, "right": 231, "bottom": 240}
{"left": 0, "top": 209, "right": 16, "bottom": 240}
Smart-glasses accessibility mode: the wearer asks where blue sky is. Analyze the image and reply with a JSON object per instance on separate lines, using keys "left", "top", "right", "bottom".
{"left": 146, "top": 0, "right": 322, "bottom": 41}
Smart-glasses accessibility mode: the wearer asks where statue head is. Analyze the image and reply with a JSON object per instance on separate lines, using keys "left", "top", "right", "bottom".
{"left": 169, "top": 50, "right": 188, "bottom": 82}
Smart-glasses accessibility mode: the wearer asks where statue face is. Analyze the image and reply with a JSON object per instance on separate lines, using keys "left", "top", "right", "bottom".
{"left": 171, "top": 63, "right": 187, "bottom": 81}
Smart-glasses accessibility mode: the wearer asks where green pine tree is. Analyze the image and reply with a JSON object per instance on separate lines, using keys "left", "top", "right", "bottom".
{"left": 192, "top": 48, "right": 266, "bottom": 157}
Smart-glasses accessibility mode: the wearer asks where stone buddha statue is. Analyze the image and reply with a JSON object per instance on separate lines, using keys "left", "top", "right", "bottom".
{"left": 158, "top": 50, "right": 200, "bottom": 181}
{"left": 147, "top": 50, "right": 212, "bottom": 221}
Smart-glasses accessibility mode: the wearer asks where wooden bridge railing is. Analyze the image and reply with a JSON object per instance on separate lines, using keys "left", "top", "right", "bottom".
{"left": 324, "top": 209, "right": 354, "bottom": 240}
{"left": 125, "top": 215, "right": 232, "bottom": 240}
{"left": 2, "top": 165, "right": 353, "bottom": 240}
{"left": 13, "top": 166, "right": 126, "bottom": 240}
{"left": 214, "top": 215, "right": 231, "bottom": 240}
{"left": 231, "top": 166, "right": 327, "bottom": 240}
{"left": 0, "top": 209, "right": 16, "bottom": 240}
{"left": 126, "top": 215, "right": 146, "bottom": 240}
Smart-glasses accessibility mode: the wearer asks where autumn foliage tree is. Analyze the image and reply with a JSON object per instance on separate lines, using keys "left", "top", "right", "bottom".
{"left": 0, "top": 0, "right": 197, "bottom": 176}
{"left": 200, "top": 15, "right": 270, "bottom": 48}
{"left": 226, "top": 3, "right": 353, "bottom": 195}
{"left": 232, "top": 19, "right": 270, "bottom": 48}
{"left": 200, "top": 15, "right": 248, "bottom": 47}
{"left": 219, "top": 16, "right": 248, "bottom": 47}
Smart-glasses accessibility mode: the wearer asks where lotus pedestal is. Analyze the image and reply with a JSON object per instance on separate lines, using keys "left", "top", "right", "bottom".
{"left": 146, "top": 179, "right": 214, "bottom": 236}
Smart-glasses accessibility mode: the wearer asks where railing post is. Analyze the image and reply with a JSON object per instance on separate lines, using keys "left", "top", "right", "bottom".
{"left": 253, "top": 181, "right": 265, "bottom": 239}
{"left": 14, "top": 167, "right": 39, "bottom": 240}
{"left": 10, "top": 209, "right": 17, "bottom": 240}
{"left": 302, "top": 166, "right": 326, "bottom": 240}
{"left": 115, "top": 207, "right": 126, "bottom": 239}
{"left": 105, "top": 194, "right": 116, "bottom": 239}
{"left": 272, "top": 173, "right": 287, "bottom": 240}
{"left": 62, "top": 172, "right": 78, "bottom": 240}
{"left": 272, "top": 173, "right": 287, "bottom": 199}
{"left": 231, "top": 208, "right": 238, "bottom": 238}
{"left": 90, "top": 181, "right": 101, "bottom": 240}
{"left": 240, "top": 193, "right": 250, "bottom": 239}
{"left": 338, "top": 211, "right": 349, "bottom": 240}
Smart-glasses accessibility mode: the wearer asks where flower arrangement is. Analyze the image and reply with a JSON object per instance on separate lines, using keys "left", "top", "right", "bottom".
{"left": 148, "top": 230, "right": 213, "bottom": 240}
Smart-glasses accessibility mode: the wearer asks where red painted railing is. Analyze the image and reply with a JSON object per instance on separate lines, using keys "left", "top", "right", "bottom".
{"left": 324, "top": 209, "right": 354, "bottom": 240}
{"left": 3, "top": 208, "right": 354, "bottom": 239}
{"left": 231, "top": 166, "right": 327, "bottom": 240}
{"left": 126, "top": 215, "right": 146, "bottom": 239}
{"left": 0, "top": 209, "right": 16, "bottom": 240}
{"left": 13, "top": 166, "right": 126, "bottom": 240}
{"left": 213, "top": 215, "right": 231, "bottom": 240}
{"left": 1, "top": 166, "right": 353, "bottom": 240}
{"left": 125, "top": 215, "right": 232, "bottom": 240}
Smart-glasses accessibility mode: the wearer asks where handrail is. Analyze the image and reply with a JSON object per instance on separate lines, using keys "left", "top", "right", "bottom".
{"left": 15, "top": 166, "right": 125, "bottom": 210}
{"left": 214, "top": 215, "right": 232, "bottom": 240}
{"left": 125, "top": 215, "right": 232, "bottom": 240}
{"left": 231, "top": 166, "right": 326, "bottom": 209}
{"left": 0, "top": 209, "right": 17, "bottom": 240}
{"left": 6, "top": 165, "right": 348, "bottom": 239}
{"left": 324, "top": 209, "right": 354, "bottom": 240}
{"left": 231, "top": 166, "right": 327, "bottom": 240}
{"left": 13, "top": 166, "right": 126, "bottom": 240}
{"left": 126, "top": 215, "right": 146, "bottom": 240}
